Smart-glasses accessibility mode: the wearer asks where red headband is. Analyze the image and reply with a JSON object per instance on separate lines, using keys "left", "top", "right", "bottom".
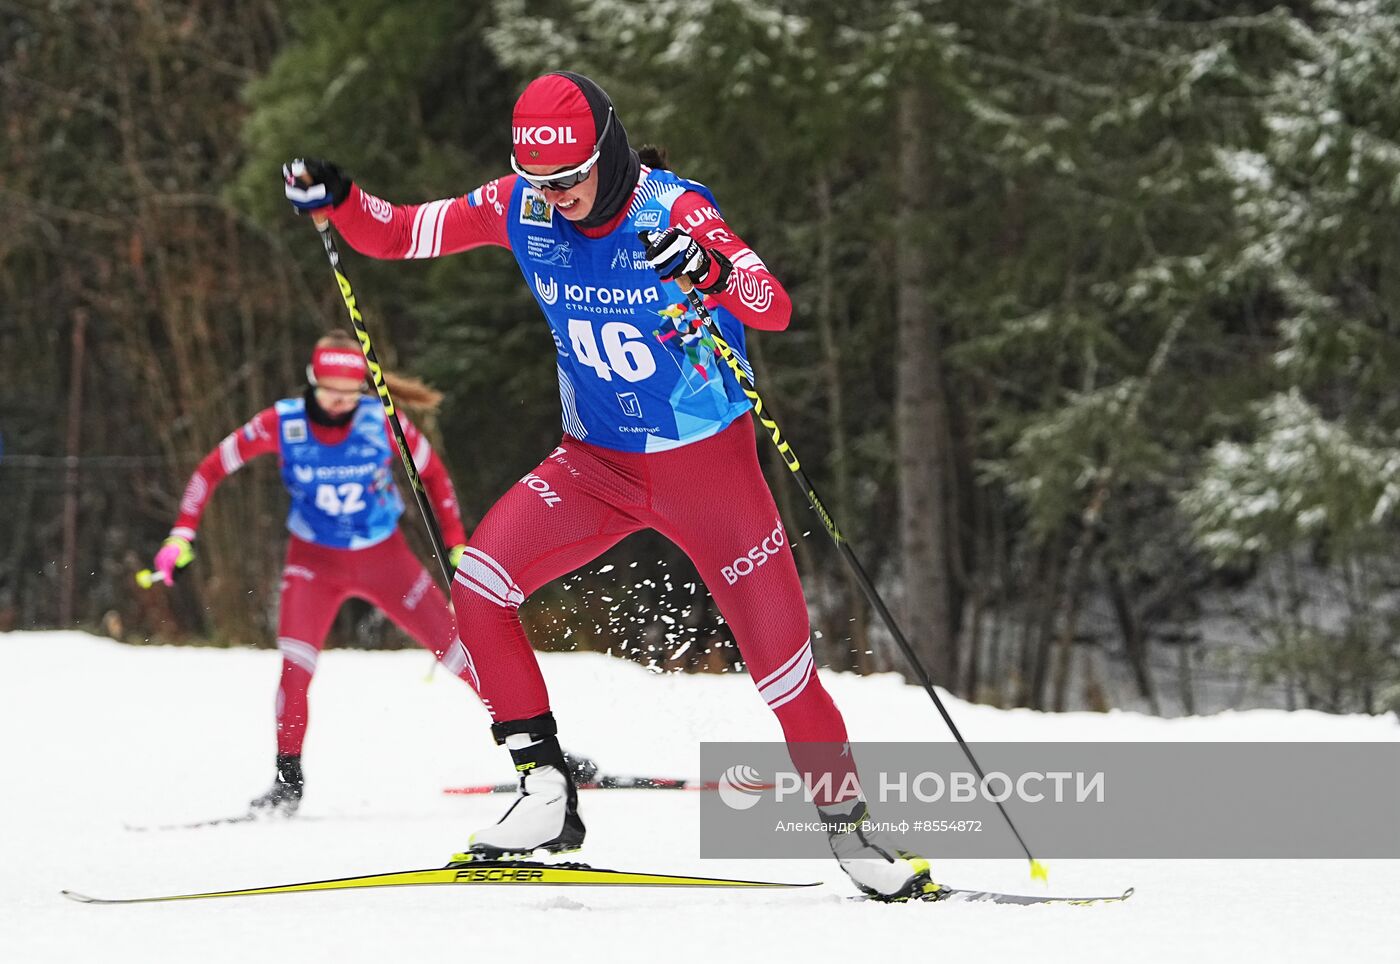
{"left": 512, "top": 74, "right": 597, "bottom": 167}
{"left": 310, "top": 346, "right": 368, "bottom": 384}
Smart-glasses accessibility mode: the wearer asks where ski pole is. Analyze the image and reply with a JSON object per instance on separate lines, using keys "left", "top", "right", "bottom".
{"left": 651, "top": 245, "right": 1047, "bottom": 881}
{"left": 308, "top": 211, "right": 456, "bottom": 678}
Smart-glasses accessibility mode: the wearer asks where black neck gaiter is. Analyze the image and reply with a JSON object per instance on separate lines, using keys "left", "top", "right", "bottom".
{"left": 551, "top": 71, "right": 641, "bottom": 230}
{"left": 303, "top": 385, "right": 356, "bottom": 428}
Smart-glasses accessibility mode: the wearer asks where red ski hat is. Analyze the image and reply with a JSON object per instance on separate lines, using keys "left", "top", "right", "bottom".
{"left": 309, "top": 345, "right": 368, "bottom": 384}
{"left": 512, "top": 74, "right": 598, "bottom": 167}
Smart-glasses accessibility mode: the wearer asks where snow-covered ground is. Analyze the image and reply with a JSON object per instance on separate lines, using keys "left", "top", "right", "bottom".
{"left": 3, "top": 630, "right": 1396, "bottom": 963}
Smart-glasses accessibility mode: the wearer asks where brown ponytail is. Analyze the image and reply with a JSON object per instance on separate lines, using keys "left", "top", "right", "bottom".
{"left": 314, "top": 330, "right": 444, "bottom": 414}
{"left": 638, "top": 144, "right": 670, "bottom": 171}
{"left": 383, "top": 371, "right": 444, "bottom": 413}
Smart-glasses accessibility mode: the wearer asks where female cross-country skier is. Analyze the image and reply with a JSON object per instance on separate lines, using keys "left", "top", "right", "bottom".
{"left": 283, "top": 71, "right": 936, "bottom": 900}
{"left": 146, "top": 331, "right": 477, "bottom": 816}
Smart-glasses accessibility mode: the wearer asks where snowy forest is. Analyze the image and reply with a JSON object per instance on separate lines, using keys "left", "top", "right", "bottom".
{"left": 5, "top": 0, "right": 1400, "bottom": 718}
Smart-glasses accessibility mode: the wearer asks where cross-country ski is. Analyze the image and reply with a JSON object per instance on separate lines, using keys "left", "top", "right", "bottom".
{"left": 62, "top": 860, "right": 820, "bottom": 904}
{"left": 444, "top": 776, "right": 727, "bottom": 794}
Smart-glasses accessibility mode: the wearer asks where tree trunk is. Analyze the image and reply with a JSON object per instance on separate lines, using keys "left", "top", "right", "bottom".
{"left": 893, "top": 85, "right": 956, "bottom": 691}
{"left": 1106, "top": 564, "right": 1161, "bottom": 714}
{"left": 1028, "top": 539, "right": 1063, "bottom": 709}
{"left": 1050, "top": 486, "right": 1105, "bottom": 712}
{"left": 812, "top": 172, "right": 872, "bottom": 673}
{"left": 60, "top": 307, "right": 88, "bottom": 627}
{"left": 1178, "top": 642, "right": 1196, "bottom": 715}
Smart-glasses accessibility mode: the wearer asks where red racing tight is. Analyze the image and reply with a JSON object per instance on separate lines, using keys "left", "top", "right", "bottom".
{"left": 273, "top": 529, "right": 467, "bottom": 755}
{"left": 450, "top": 417, "right": 857, "bottom": 805}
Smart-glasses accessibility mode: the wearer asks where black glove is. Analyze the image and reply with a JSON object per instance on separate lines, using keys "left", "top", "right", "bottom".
{"left": 283, "top": 158, "right": 353, "bottom": 214}
{"left": 640, "top": 227, "right": 732, "bottom": 294}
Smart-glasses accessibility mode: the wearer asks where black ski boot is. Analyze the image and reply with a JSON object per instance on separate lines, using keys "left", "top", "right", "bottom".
{"left": 249, "top": 753, "right": 304, "bottom": 818}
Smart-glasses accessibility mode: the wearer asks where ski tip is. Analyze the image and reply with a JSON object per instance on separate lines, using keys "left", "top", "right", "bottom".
{"left": 1064, "top": 886, "right": 1135, "bottom": 906}
{"left": 61, "top": 890, "right": 101, "bottom": 904}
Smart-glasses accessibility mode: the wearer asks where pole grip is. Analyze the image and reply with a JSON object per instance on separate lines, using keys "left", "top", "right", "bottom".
{"left": 296, "top": 168, "right": 332, "bottom": 231}
{"left": 637, "top": 230, "right": 699, "bottom": 296}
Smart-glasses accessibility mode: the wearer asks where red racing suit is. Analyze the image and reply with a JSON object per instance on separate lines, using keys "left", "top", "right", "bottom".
{"left": 328, "top": 171, "right": 857, "bottom": 804}
{"left": 170, "top": 403, "right": 474, "bottom": 756}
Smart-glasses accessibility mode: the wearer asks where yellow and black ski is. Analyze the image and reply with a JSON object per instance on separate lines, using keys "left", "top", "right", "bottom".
{"left": 853, "top": 885, "right": 1135, "bottom": 906}
{"left": 61, "top": 860, "right": 819, "bottom": 905}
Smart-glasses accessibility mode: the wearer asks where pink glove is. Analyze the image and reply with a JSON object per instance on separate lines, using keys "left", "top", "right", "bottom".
{"left": 153, "top": 537, "right": 194, "bottom": 586}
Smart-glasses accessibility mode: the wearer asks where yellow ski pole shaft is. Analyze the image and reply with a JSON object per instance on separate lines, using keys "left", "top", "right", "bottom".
{"left": 308, "top": 208, "right": 452, "bottom": 682}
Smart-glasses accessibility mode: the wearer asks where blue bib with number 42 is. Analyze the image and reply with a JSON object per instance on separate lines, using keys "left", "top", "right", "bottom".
{"left": 274, "top": 396, "right": 403, "bottom": 549}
